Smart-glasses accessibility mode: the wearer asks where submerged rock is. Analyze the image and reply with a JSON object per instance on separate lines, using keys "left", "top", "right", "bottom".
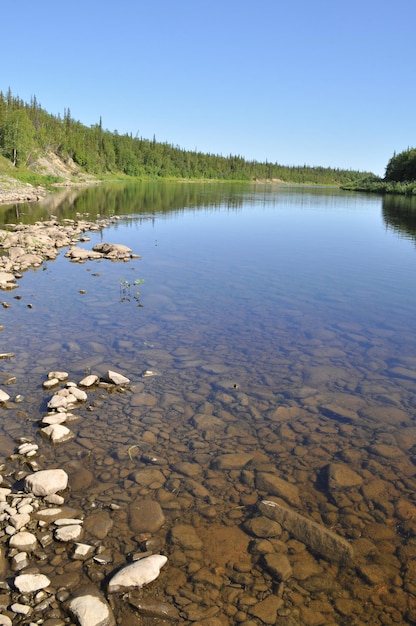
{"left": 129, "top": 498, "right": 165, "bottom": 534}
{"left": 107, "top": 555, "right": 167, "bottom": 592}
{"left": 105, "top": 370, "right": 131, "bottom": 385}
{"left": 258, "top": 499, "right": 354, "bottom": 563}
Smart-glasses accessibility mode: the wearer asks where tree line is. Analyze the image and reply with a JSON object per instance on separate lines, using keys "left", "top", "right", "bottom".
{"left": 342, "top": 147, "right": 416, "bottom": 196}
{"left": 0, "top": 88, "right": 369, "bottom": 185}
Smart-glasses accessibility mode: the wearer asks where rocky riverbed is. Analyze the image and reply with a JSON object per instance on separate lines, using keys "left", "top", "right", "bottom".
{"left": 1, "top": 213, "right": 416, "bottom": 624}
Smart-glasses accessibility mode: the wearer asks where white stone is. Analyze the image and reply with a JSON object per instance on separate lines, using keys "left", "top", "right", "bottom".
{"left": 55, "top": 524, "right": 83, "bottom": 542}
{"left": 9, "top": 531, "right": 37, "bottom": 552}
{"left": 78, "top": 374, "right": 99, "bottom": 387}
{"left": 107, "top": 554, "right": 167, "bottom": 592}
{"left": 68, "top": 589, "right": 115, "bottom": 626}
{"left": 41, "top": 423, "right": 74, "bottom": 443}
{"left": 9, "top": 513, "right": 30, "bottom": 530}
{"left": 14, "top": 573, "right": 51, "bottom": 593}
{"left": 48, "top": 371, "right": 68, "bottom": 381}
{"left": 24, "top": 469, "right": 68, "bottom": 496}
{"left": 67, "top": 386, "right": 88, "bottom": 401}
{"left": 0, "top": 613, "right": 13, "bottom": 625}
{"left": 41, "top": 413, "right": 67, "bottom": 425}
{"left": 17, "top": 504, "right": 34, "bottom": 515}
{"left": 106, "top": 370, "right": 131, "bottom": 385}
{"left": 0, "top": 389, "right": 10, "bottom": 403}
{"left": 47, "top": 395, "right": 68, "bottom": 410}
{"left": 42, "top": 378, "right": 59, "bottom": 390}
{"left": 72, "top": 543, "right": 95, "bottom": 560}
{"left": 11, "top": 551, "right": 30, "bottom": 571}
{"left": 17, "top": 443, "right": 38, "bottom": 455}
{"left": 44, "top": 494, "right": 65, "bottom": 505}
{"left": 54, "top": 518, "right": 83, "bottom": 526}
{"left": 0, "top": 488, "right": 11, "bottom": 501}
{"left": 10, "top": 603, "right": 31, "bottom": 615}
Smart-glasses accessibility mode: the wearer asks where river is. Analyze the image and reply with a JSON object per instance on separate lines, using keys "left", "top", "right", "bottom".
{"left": 1, "top": 181, "right": 416, "bottom": 625}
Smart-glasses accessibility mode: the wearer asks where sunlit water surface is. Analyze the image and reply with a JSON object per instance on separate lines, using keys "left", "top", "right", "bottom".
{"left": 1, "top": 182, "right": 416, "bottom": 625}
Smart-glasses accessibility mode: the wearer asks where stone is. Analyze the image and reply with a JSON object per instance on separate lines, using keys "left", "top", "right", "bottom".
{"left": 129, "top": 499, "right": 165, "bottom": 534}
{"left": 24, "top": 469, "right": 68, "bottom": 496}
{"left": 0, "top": 390, "right": 10, "bottom": 403}
{"left": 131, "top": 468, "right": 166, "bottom": 488}
{"left": 0, "top": 272, "right": 16, "bottom": 289}
{"left": 72, "top": 543, "right": 95, "bottom": 561}
{"left": 9, "top": 532, "right": 37, "bottom": 552}
{"left": 67, "top": 386, "right": 88, "bottom": 401}
{"left": 47, "top": 395, "right": 69, "bottom": 410}
{"left": 212, "top": 453, "right": 254, "bottom": 470}
{"left": 170, "top": 523, "right": 203, "bottom": 550}
{"left": 10, "top": 603, "right": 31, "bottom": 616}
{"left": 259, "top": 500, "right": 353, "bottom": 563}
{"left": 248, "top": 595, "right": 284, "bottom": 624}
{"left": 17, "top": 442, "right": 39, "bottom": 455}
{"left": 262, "top": 552, "right": 293, "bottom": 581}
{"left": 64, "top": 461, "right": 94, "bottom": 491}
{"left": 48, "top": 371, "right": 69, "bottom": 381}
{"left": 68, "top": 586, "right": 115, "bottom": 626}
{"left": 41, "top": 413, "right": 68, "bottom": 425}
{"left": 33, "top": 507, "right": 81, "bottom": 522}
{"left": 0, "top": 546, "right": 6, "bottom": 577}
{"left": 128, "top": 596, "right": 180, "bottom": 621}
{"left": 42, "top": 378, "right": 60, "bottom": 389}
{"left": 93, "top": 242, "right": 132, "bottom": 259}
{"left": 14, "top": 573, "right": 51, "bottom": 593}
{"left": 40, "top": 424, "right": 74, "bottom": 444}
{"left": 243, "top": 516, "right": 282, "bottom": 538}
{"left": 107, "top": 555, "right": 167, "bottom": 592}
{"left": 256, "top": 472, "right": 301, "bottom": 506}
{"left": 55, "top": 524, "right": 83, "bottom": 542}
{"left": 11, "top": 552, "right": 30, "bottom": 571}
{"left": 78, "top": 374, "right": 99, "bottom": 387}
{"left": 0, "top": 616, "right": 12, "bottom": 625}
{"left": 9, "top": 513, "right": 30, "bottom": 530}
{"left": 326, "top": 463, "right": 363, "bottom": 490}
{"left": 84, "top": 510, "right": 113, "bottom": 539}
{"left": 105, "top": 370, "right": 130, "bottom": 385}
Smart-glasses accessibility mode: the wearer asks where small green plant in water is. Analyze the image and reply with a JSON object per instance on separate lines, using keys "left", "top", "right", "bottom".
{"left": 120, "top": 277, "right": 144, "bottom": 304}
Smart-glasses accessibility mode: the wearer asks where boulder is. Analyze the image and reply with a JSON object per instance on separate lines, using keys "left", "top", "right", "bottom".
{"left": 107, "top": 555, "right": 167, "bottom": 592}
{"left": 259, "top": 500, "right": 353, "bottom": 563}
{"left": 129, "top": 499, "right": 165, "bottom": 534}
{"left": 24, "top": 469, "right": 68, "bottom": 496}
{"left": 68, "top": 585, "right": 115, "bottom": 626}
{"left": 256, "top": 472, "right": 301, "bottom": 506}
{"left": 14, "top": 573, "right": 50, "bottom": 593}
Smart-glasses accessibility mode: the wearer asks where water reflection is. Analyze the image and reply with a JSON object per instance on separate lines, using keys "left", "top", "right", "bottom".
{"left": 382, "top": 194, "right": 416, "bottom": 242}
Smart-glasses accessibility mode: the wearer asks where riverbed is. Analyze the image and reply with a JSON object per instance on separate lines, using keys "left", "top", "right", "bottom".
{"left": 1, "top": 182, "right": 416, "bottom": 625}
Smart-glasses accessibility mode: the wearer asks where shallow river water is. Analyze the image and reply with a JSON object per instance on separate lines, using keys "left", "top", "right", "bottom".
{"left": 1, "top": 182, "right": 416, "bottom": 625}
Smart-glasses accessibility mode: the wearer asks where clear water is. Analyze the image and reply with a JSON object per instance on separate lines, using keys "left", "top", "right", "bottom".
{"left": 2, "top": 182, "right": 416, "bottom": 624}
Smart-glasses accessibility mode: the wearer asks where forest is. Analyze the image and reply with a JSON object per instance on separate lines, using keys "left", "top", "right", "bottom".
{"left": 342, "top": 148, "right": 416, "bottom": 195}
{"left": 0, "top": 89, "right": 369, "bottom": 186}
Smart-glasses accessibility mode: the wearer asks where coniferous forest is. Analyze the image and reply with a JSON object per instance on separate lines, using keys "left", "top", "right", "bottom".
{"left": 0, "top": 89, "right": 371, "bottom": 186}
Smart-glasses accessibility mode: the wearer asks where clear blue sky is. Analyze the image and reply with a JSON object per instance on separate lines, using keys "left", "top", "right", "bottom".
{"left": 2, "top": 0, "right": 415, "bottom": 176}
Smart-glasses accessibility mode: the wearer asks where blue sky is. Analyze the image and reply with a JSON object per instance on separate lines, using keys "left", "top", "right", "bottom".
{"left": 2, "top": 0, "right": 415, "bottom": 176}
